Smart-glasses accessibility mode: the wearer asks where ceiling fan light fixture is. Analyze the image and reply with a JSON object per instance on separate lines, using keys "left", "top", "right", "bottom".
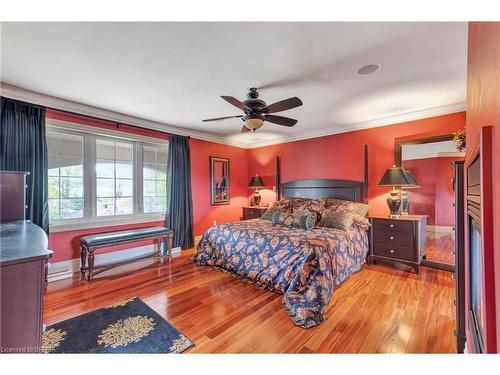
{"left": 204, "top": 88, "right": 302, "bottom": 133}
{"left": 244, "top": 117, "right": 264, "bottom": 131}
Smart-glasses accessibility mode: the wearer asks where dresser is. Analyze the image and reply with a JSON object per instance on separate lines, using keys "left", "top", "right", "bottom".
{"left": 0, "top": 171, "right": 28, "bottom": 221}
{"left": 0, "top": 170, "right": 52, "bottom": 353}
{"left": 368, "top": 215, "right": 427, "bottom": 274}
{"left": 241, "top": 206, "right": 267, "bottom": 220}
{"left": 0, "top": 221, "right": 52, "bottom": 353}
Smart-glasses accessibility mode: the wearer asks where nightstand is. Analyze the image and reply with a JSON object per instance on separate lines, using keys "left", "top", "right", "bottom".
{"left": 368, "top": 215, "right": 427, "bottom": 273}
{"left": 241, "top": 206, "right": 267, "bottom": 220}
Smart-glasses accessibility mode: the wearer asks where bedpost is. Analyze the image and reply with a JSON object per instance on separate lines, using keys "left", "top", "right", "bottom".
{"left": 364, "top": 144, "right": 369, "bottom": 203}
{"left": 276, "top": 156, "right": 281, "bottom": 201}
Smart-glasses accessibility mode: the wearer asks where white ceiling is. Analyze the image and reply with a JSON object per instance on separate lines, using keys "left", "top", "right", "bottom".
{"left": 1, "top": 22, "right": 467, "bottom": 147}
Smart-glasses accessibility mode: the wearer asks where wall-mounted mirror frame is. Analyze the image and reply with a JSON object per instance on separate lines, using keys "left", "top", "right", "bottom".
{"left": 209, "top": 156, "right": 230, "bottom": 205}
{"left": 394, "top": 133, "right": 455, "bottom": 167}
{"left": 394, "top": 133, "right": 458, "bottom": 272}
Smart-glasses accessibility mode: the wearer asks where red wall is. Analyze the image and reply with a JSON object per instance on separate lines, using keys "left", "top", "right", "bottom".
{"left": 46, "top": 110, "right": 467, "bottom": 263}
{"left": 435, "top": 156, "right": 464, "bottom": 226}
{"left": 46, "top": 110, "right": 247, "bottom": 262}
{"left": 465, "top": 22, "right": 500, "bottom": 353}
{"left": 190, "top": 138, "right": 248, "bottom": 237}
{"left": 403, "top": 156, "right": 463, "bottom": 226}
{"left": 403, "top": 158, "right": 439, "bottom": 224}
{"left": 247, "top": 112, "right": 466, "bottom": 217}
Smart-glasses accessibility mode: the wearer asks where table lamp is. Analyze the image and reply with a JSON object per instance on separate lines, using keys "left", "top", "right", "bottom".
{"left": 400, "top": 169, "right": 419, "bottom": 216}
{"left": 248, "top": 175, "right": 265, "bottom": 206}
{"left": 378, "top": 165, "right": 411, "bottom": 217}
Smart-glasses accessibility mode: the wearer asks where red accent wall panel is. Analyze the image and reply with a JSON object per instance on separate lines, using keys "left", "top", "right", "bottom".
{"left": 404, "top": 156, "right": 463, "bottom": 226}
{"left": 434, "top": 156, "right": 464, "bottom": 227}
{"left": 465, "top": 22, "right": 500, "bottom": 353}
{"left": 247, "top": 112, "right": 466, "bottom": 217}
{"left": 48, "top": 221, "right": 164, "bottom": 263}
{"left": 403, "top": 157, "right": 439, "bottom": 224}
{"left": 189, "top": 138, "right": 248, "bottom": 237}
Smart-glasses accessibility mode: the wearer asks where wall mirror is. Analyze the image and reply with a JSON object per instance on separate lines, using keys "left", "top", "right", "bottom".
{"left": 395, "top": 134, "right": 465, "bottom": 271}
{"left": 209, "top": 156, "right": 230, "bottom": 205}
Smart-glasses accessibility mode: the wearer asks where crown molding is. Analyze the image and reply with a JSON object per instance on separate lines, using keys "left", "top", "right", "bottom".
{"left": 0, "top": 82, "right": 248, "bottom": 149}
{"left": 1, "top": 83, "right": 465, "bottom": 150}
{"left": 244, "top": 102, "right": 466, "bottom": 149}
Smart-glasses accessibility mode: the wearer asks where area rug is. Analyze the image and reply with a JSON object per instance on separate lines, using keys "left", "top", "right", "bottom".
{"left": 42, "top": 297, "right": 194, "bottom": 353}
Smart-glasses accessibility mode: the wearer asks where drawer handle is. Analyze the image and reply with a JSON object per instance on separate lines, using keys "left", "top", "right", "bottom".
{"left": 389, "top": 249, "right": 395, "bottom": 254}
{"left": 389, "top": 224, "right": 394, "bottom": 228}
{"left": 390, "top": 236, "right": 394, "bottom": 240}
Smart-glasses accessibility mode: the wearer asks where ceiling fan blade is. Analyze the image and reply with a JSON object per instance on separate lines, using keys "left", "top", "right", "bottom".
{"left": 202, "top": 115, "right": 243, "bottom": 122}
{"left": 265, "top": 115, "right": 297, "bottom": 127}
{"left": 241, "top": 125, "right": 251, "bottom": 133}
{"left": 221, "top": 96, "right": 247, "bottom": 110}
{"left": 264, "top": 97, "right": 303, "bottom": 113}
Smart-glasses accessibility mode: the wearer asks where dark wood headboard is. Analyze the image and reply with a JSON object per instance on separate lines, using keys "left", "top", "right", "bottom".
{"left": 276, "top": 145, "right": 368, "bottom": 203}
{"left": 279, "top": 179, "right": 365, "bottom": 202}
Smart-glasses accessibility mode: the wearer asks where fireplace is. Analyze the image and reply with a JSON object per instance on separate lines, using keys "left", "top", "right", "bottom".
{"left": 469, "top": 219, "right": 484, "bottom": 352}
{"left": 466, "top": 155, "right": 484, "bottom": 353}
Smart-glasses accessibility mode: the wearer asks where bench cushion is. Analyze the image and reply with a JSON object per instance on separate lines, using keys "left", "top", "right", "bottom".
{"left": 80, "top": 226, "right": 172, "bottom": 248}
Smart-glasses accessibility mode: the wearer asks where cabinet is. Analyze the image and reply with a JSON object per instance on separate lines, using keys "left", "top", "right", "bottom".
{"left": 241, "top": 206, "right": 267, "bottom": 220}
{"left": 368, "top": 215, "right": 427, "bottom": 273}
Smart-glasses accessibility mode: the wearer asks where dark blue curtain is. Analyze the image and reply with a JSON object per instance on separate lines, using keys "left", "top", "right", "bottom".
{"left": 164, "top": 135, "right": 194, "bottom": 249}
{"left": 0, "top": 97, "right": 49, "bottom": 232}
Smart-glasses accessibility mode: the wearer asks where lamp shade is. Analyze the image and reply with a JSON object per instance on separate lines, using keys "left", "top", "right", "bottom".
{"left": 402, "top": 170, "right": 419, "bottom": 188}
{"left": 378, "top": 165, "right": 411, "bottom": 187}
{"left": 248, "top": 175, "right": 265, "bottom": 188}
{"left": 245, "top": 117, "right": 264, "bottom": 131}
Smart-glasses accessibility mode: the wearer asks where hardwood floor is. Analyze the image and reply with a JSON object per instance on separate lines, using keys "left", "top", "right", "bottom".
{"left": 44, "top": 249, "right": 456, "bottom": 353}
{"left": 426, "top": 231, "right": 455, "bottom": 265}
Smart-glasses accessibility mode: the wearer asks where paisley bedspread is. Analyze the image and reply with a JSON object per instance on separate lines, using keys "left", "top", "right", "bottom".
{"left": 193, "top": 219, "right": 369, "bottom": 328}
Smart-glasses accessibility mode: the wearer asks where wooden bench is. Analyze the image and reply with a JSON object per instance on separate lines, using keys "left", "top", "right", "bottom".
{"left": 79, "top": 226, "right": 173, "bottom": 283}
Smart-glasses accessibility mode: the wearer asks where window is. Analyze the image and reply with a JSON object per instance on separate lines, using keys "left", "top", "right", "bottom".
{"left": 46, "top": 123, "right": 168, "bottom": 229}
{"left": 143, "top": 145, "right": 168, "bottom": 213}
{"left": 47, "top": 132, "right": 85, "bottom": 219}
{"left": 96, "top": 139, "right": 134, "bottom": 216}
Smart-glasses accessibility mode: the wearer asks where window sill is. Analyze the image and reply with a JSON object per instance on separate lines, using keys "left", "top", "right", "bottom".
{"left": 49, "top": 214, "right": 166, "bottom": 233}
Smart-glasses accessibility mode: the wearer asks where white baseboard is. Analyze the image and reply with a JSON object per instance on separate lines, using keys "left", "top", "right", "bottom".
{"left": 427, "top": 225, "right": 455, "bottom": 233}
{"left": 47, "top": 245, "right": 182, "bottom": 282}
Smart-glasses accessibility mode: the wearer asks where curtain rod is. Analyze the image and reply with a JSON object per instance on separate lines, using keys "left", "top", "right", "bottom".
{"left": 1, "top": 91, "right": 191, "bottom": 139}
{"left": 47, "top": 106, "right": 190, "bottom": 140}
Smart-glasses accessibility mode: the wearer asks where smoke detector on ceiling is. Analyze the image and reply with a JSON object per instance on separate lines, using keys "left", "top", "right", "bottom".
{"left": 357, "top": 64, "right": 382, "bottom": 75}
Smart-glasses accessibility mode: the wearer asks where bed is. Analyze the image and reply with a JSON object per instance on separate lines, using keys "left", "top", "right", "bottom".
{"left": 194, "top": 150, "right": 370, "bottom": 328}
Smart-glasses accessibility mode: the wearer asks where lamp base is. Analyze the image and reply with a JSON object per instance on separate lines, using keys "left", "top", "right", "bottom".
{"left": 250, "top": 192, "right": 261, "bottom": 207}
{"left": 400, "top": 189, "right": 409, "bottom": 216}
{"left": 386, "top": 193, "right": 401, "bottom": 218}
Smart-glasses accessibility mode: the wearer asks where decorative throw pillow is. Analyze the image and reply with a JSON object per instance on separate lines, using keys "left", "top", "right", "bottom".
{"left": 261, "top": 198, "right": 295, "bottom": 221}
{"left": 292, "top": 198, "right": 326, "bottom": 222}
{"left": 272, "top": 209, "right": 317, "bottom": 230}
{"left": 351, "top": 213, "right": 371, "bottom": 231}
{"left": 270, "top": 209, "right": 289, "bottom": 225}
{"left": 324, "top": 198, "right": 369, "bottom": 217}
{"left": 319, "top": 206, "right": 355, "bottom": 231}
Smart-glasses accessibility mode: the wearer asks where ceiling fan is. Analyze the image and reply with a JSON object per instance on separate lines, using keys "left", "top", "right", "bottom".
{"left": 202, "top": 88, "right": 303, "bottom": 133}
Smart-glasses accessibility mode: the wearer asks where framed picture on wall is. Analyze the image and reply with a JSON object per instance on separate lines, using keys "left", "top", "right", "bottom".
{"left": 209, "top": 156, "right": 230, "bottom": 205}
